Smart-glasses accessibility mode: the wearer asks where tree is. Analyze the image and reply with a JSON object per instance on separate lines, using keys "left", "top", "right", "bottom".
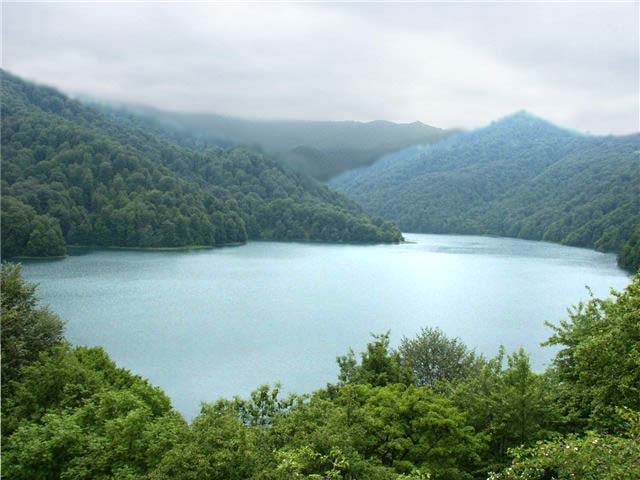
{"left": 1, "top": 197, "right": 37, "bottom": 258}
{"left": 544, "top": 275, "right": 640, "bottom": 432}
{"left": 337, "top": 383, "right": 483, "bottom": 479}
{"left": 443, "top": 348, "right": 560, "bottom": 473}
{"left": 270, "top": 383, "right": 483, "bottom": 480}
{"left": 25, "top": 215, "right": 66, "bottom": 257}
{"left": 337, "top": 333, "right": 415, "bottom": 387}
{"left": 619, "top": 226, "right": 640, "bottom": 272}
{"left": 1, "top": 263, "right": 65, "bottom": 395}
{"left": 2, "top": 345, "right": 178, "bottom": 480}
{"left": 490, "top": 410, "right": 640, "bottom": 480}
{"left": 399, "top": 327, "right": 481, "bottom": 386}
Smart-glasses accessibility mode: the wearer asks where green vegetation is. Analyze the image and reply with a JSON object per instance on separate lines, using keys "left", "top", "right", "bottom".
{"left": 3, "top": 264, "right": 639, "bottom": 478}
{"left": 0, "top": 263, "right": 65, "bottom": 395}
{"left": 0, "top": 71, "right": 403, "bottom": 259}
{"left": 98, "top": 103, "right": 451, "bottom": 181}
{"left": 330, "top": 112, "right": 640, "bottom": 271}
{"left": 489, "top": 417, "right": 640, "bottom": 480}
{"left": 544, "top": 275, "right": 640, "bottom": 432}
{"left": 399, "top": 326, "right": 480, "bottom": 386}
{"left": 619, "top": 226, "right": 640, "bottom": 272}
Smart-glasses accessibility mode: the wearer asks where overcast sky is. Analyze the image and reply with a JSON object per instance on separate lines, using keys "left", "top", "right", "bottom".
{"left": 3, "top": 2, "right": 639, "bottom": 134}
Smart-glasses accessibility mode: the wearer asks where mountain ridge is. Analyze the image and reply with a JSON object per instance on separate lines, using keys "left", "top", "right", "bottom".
{"left": 330, "top": 113, "right": 640, "bottom": 271}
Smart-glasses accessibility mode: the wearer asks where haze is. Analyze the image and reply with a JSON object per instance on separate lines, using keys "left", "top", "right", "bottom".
{"left": 3, "top": 2, "right": 639, "bottom": 134}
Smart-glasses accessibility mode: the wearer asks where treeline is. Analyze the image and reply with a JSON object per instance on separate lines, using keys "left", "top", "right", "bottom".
{"left": 2, "top": 263, "right": 639, "bottom": 479}
{"left": 0, "top": 71, "right": 402, "bottom": 258}
{"left": 330, "top": 112, "right": 640, "bottom": 272}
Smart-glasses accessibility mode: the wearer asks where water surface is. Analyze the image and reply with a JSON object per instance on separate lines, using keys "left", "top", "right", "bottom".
{"left": 22, "top": 234, "right": 630, "bottom": 419}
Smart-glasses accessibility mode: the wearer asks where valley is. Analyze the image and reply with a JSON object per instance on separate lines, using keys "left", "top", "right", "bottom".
{"left": 2, "top": 5, "right": 639, "bottom": 474}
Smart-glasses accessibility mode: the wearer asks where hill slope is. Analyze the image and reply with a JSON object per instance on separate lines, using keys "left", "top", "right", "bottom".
{"left": 330, "top": 112, "right": 640, "bottom": 271}
{"left": 0, "top": 71, "right": 402, "bottom": 258}
{"left": 97, "top": 103, "right": 451, "bottom": 181}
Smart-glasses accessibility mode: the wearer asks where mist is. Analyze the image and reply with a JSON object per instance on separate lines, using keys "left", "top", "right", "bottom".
{"left": 3, "top": 2, "right": 638, "bottom": 134}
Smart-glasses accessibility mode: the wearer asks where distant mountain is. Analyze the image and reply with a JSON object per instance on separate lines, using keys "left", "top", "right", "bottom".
{"left": 96, "top": 103, "right": 451, "bottom": 181}
{"left": 330, "top": 112, "right": 640, "bottom": 271}
{"left": 0, "top": 71, "right": 403, "bottom": 258}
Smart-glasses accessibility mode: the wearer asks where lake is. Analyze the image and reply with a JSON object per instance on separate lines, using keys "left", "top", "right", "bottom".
{"left": 21, "top": 233, "right": 630, "bottom": 419}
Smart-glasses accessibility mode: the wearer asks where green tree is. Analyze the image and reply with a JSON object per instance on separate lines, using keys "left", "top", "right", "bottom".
{"left": 1, "top": 263, "right": 65, "bottom": 395}
{"left": 490, "top": 410, "right": 640, "bottom": 480}
{"left": 25, "top": 215, "right": 66, "bottom": 257}
{"left": 444, "top": 348, "right": 560, "bottom": 473}
{"left": 0, "top": 197, "right": 37, "bottom": 258}
{"left": 544, "top": 275, "right": 640, "bottom": 432}
{"left": 337, "top": 333, "right": 415, "bottom": 387}
{"left": 271, "top": 382, "right": 483, "bottom": 480}
{"left": 399, "top": 327, "right": 481, "bottom": 386}
{"left": 619, "top": 226, "right": 640, "bottom": 272}
{"left": 339, "top": 383, "right": 483, "bottom": 479}
{"left": 2, "top": 344, "right": 179, "bottom": 480}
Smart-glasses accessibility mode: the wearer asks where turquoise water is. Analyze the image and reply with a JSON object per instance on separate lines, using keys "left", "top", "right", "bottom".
{"left": 21, "top": 234, "right": 630, "bottom": 419}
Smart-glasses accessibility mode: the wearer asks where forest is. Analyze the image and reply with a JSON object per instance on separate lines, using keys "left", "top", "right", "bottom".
{"left": 2, "top": 263, "right": 639, "bottom": 479}
{"left": 330, "top": 112, "right": 640, "bottom": 272}
{"left": 0, "top": 71, "right": 403, "bottom": 259}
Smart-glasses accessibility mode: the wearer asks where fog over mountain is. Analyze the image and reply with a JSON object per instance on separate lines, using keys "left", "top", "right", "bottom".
{"left": 96, "top": 102, "right": 452, "bottom": 181}
{"left": 4, "top": 2, "right": 638, "bottom": 134}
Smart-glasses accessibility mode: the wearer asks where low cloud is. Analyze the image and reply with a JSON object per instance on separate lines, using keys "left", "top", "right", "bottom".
{"left": 3, "top": 2, "right": 638, "bottom": 134}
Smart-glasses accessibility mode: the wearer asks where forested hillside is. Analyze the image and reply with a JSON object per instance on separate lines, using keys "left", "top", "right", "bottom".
{"left": 330, "top": 112, "right": 640, "bottom": 271}
{"left": 0, "top": 71, "right": 402, "bottom": 258}
{"left": 97, "top": 103, "right": 451, "bottom": 181}
{"left": 3, "top": 264, "right": 639, "bottom": 479}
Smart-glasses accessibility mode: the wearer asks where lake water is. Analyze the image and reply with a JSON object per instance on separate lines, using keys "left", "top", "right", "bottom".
{"left": 21, "top": 233, "right": 630, "bottom": 419}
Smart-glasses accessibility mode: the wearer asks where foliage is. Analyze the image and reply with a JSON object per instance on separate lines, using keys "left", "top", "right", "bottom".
{"left": 330, "top": 112, "right": 640, "bottom": 271}
{"left": 619, "top": 226, "right": 640, "bottom": 272}
{"left": 0, "top": 263, "right": 65, "bottom": 394}
{"left": 442, "top": 348, "right": 561, "bottom": 474}
{"left": 0, "top": 70, "right": 403, "bottom": 258}
{"left": 2, "top": 343, "right": 179, "bottom": 479}
{"left": 544, "top": 275, "right": 640, "bottom": 432}
{"left": 266, "top": 382, "right": 483, "bottom": 480}
{"left": 489, "top": 410, "right": 640, "bottom": 480}
{"left": 1, "top": 197, "right": 67, "bottom": 258}
{"left": 336, "top": 332, "right": 415, "bottom": 387}
{"left": 399, "top": 327, "right": 481, "bottom": 386}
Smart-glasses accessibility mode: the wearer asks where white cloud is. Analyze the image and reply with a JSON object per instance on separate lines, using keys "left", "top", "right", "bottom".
{"left": 3, "top": 2, "right": 638, "bottom": 134}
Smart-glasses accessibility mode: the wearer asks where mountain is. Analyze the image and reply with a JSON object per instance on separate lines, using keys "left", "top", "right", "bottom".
{"left": 96, "top": 103, "right": 451, "bottom": 181}
{"left": 0, "top": 71, "right": 403, "bottom": 258}
{"left": 330, "top": 112, "right": 640, "bottom": 271}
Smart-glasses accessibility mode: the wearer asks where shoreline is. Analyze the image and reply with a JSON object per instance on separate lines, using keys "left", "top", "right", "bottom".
{"left": 11, "top": 242, "right": 246, "bottom": 260}
{"left": 11, "top": 237, "right": 405, "bottom": 260}
{"left": 12, "top": 254, "right": 68, "bottom": 261}
{"left": 67, "top": 243, "right": 245, "bottom": 252}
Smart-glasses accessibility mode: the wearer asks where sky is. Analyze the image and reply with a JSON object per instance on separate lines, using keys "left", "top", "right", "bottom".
{"left": 3, "top": 2, "right": 639, "bottom": 134}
